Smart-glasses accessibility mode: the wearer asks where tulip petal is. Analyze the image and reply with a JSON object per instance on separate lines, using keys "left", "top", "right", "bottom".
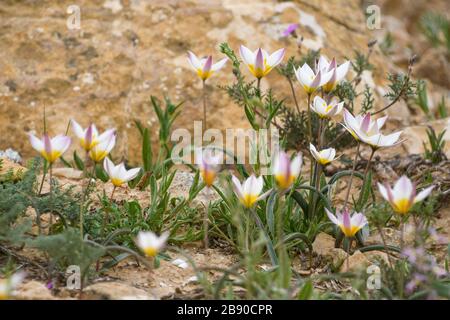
{"left": 414, "top": 185, "right": 434, "bottom": 203}
{"left": 336, "top": 61, "right": 350, "bottom": 81}
{"left": 71, "top": 119, "right": 85, "bottom": 139}
{"left": 325, "top": 208, "right": 340, "bottom": 226}
{"left": 211, "top": 57, "right": 228, "bottom": 71}
{"left": 239, "top": 45, "right": 254, "bottom": 65}
{"left": 267, "top": 48, "right": 285, "bottom": 67}
{"left": 231, "top": 175, "right": 244, "bottom": 199}
{"left": 29, "top": 134, "right": 44, "bottom": 152}
{"left": 187, "top": 51, "right": 202, "bottom": 70}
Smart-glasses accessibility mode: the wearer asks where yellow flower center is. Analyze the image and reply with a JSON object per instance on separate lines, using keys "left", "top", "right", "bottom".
{"left": 275, "top": 174, "right": 295, "bottom": 190}
{"left": 111, "top": 178, "right": 124, "bottom": 187}
{"left": 318, "top": 158, "right": 331, "bottom": 165}
{"left": 41, "top": 150, "right": 62, "bottom": 164}
{"left": 201, "top": 169, "right": 216, "bottom": 187}
{"left": 339, "top": 224, "right": 361, "bottom": 237}
{"left": 241, "top": 193, "right": 258, "bottom": 208}
{"left": 90, "top": 150, "right": 108, "bottom": 163}
{"left": 393, "top": 198, "right": 412, "bottom": 215}
{"left": 80, "top": 137, "right": 99, "bottom": 151}
{"left": 143, "top": 246, "right": 158, "bottom": 257}
{"left": 323, "top": 81, "right": 336, "bottom": 93}
{"left": 247, "top": 60, "right": 272, "bottom": 79}
{"left": 197, "top": 69, "right": 213, "bottom": 81}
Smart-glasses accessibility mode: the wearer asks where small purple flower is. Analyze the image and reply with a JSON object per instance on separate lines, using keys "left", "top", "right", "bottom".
{"left": 282, "top": 23, "right": 299, "bottom": 37}
{"left": 46, "top": 280, "right": 54, "bottom": 290}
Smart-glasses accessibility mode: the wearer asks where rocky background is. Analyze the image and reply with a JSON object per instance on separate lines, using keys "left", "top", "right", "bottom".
{"left": 0, "top": 0, "right": 449, "bottom": 163}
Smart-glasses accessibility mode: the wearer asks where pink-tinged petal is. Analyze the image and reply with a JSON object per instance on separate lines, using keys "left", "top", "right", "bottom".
{"left": 211, "top": 57, "right": 228, "bottom": 71}
{"left": 325, "top": 208, "right": 339, "bottom": 226}
{"left": 393, "top": 176, "right": 413, "bottom": 200}
{"left": 310, "top": 70, "right": 322, "bottom": 89}
{"left": 202, "top": 56, "right": 213, "bottom": 73}
{"left": 267, "top": 48, "right": 285, "bottom": 67}
{"left": 377, "top": 182, "right": 390, "bottom": 201}
{"left": 44, "top": 134, "right": 52, "bottom": 155}
{"left": 29, "top": 134, "right": 44, "bottom": 152}
{"left": 351, "top": 213, "right": 368, "bottom": 229}
{"left": 336, "top": 61, "right": 350, "bottom": 81}
{"left": 231, "top": 175, "right": 244, "bottom": 199}
{"left": 255, "top": 48, "right": 264, "bottom": 73}
{"left": 342, "top": 209, "right": 351, "bottom": 230}
{"left": 414, "top": 185, "right": 434, "bottom": 203}
{"left": 361, "top": 113, "right": 371, "bottom": 133}
{"left": 85, "top": 124, "right": 94, "bottom": 146}
{"left": 103, "top": 157, "right": 114, "bottom": 176}
{"left": 187, "top": 51, "right": 202, "bottom": 70}
{"left": 70, "top": 119, "right": 84, "bottom": 139}
{"left": 328, "top": 57, "right": 337, "bottom": 72}
{"left": 239, "top": 45, "right": 254, "bottom": 65}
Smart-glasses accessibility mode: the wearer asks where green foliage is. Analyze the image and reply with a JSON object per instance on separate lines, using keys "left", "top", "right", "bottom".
{"left": 277, "top": 50, "right": 321, "bottom": 80}
{"left": 0, "top": 161, "right": 37, "bottom": 244}
{"left": 351, "top": 50, "right": 374, "bottom": 76}
{"left": 280, "top": 107, "right": 354, "bottom": 152}
{"left": 360, "top": 85, "right": 375, "bottom": 114}
{"left": 334, "top": 80, "right": 357, "bottom": 112}
{"left": 420, "top": 12, "right": 450, "bottom": 53}
{"left": 423, "top": 126, "right": 447, "bottom": 164}
{"left": 379, "top": 32, "right": 394, "bottom": 56}
{"left": 437, "top": 96, "right": 447, "bottom": 119}
{"left": 30, "top": 228, "right": 105, "bottom": 274}
{"left": 134, "top": 95, "right": 182, "bottom": 186}
{"left": 385, "top": 73, "right": 416, "bottom": 103}
{"left": 415, "top": 79, "right": 431, "bottom": 116}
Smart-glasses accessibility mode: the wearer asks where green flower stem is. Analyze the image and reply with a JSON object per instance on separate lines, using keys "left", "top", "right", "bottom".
{"left": 202, "top": 80, "right": 207, "bottom": 134}
{"left": 287, "top": 77, "right": 301, "bottom": 116}
{"left": 203, "top": 188, "right": 210, "bottom": 249}
{"left": 80, "top": 164, "right": 96, "bottom": 240}
{"left": 250, "top": 207, "right": 278, "bottom": 266}
{"left": 49, "top": 164, "right": 53, "bottom": 232}
{"left": 343, "top": 142, "right": 360, "bottom": 210}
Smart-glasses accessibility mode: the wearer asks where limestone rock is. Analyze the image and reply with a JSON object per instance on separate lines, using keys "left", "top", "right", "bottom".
{"left": 0, "top": 0, "right": 392, "bottom": 163}
{"left": 340, "top": 250, "right": 370, "bottom": 273}
{"left": 15, "top": 281, "right": 55, "bottom": 300}
{"left": 52, "top": 167, "right": 84, "bottom": 180}
{"left": 83, "top": 282, "right": 156, "bottom": 300}
{"left": 312, "top": 232, "right": 335, "bottom": 256}
{"left": 366, "top": 227, "right": 415, "bottom": 248}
